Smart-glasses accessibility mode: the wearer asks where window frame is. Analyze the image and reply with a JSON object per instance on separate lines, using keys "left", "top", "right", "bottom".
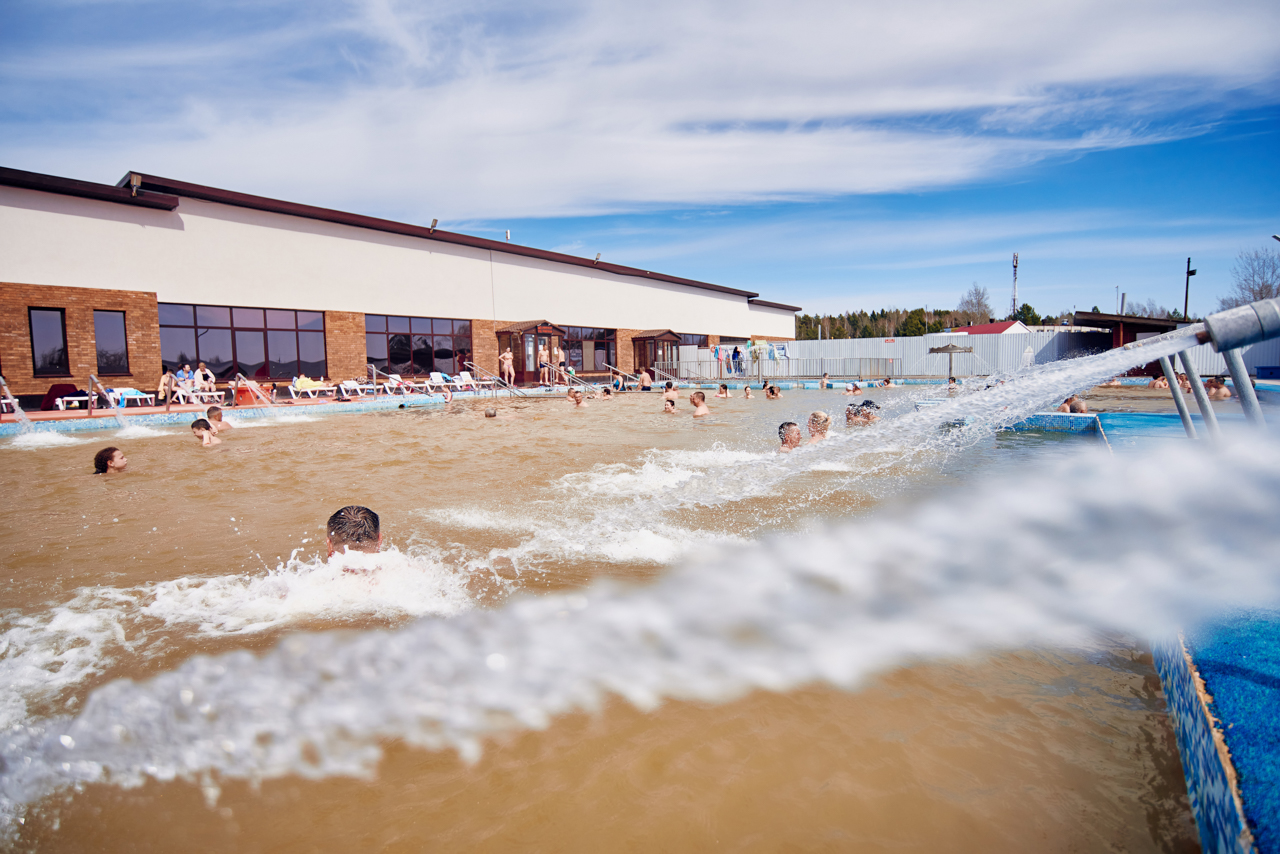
{"left": 560, "top": 326, "right": 616, "bottom": 373}
{"left": 364, "top": 315, "right": 473, "bottom": 376}
{"left": 93, "top": 309, "right": 131, "bottom": 376}
{"left": 158, "top": 303, "right": 327, "bottom": 380}
{"left": 29, "top": 307, "right": 70, "bottom": 377}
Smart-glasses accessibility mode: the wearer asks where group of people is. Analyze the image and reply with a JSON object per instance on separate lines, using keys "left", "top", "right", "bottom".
{"left": 158, "top": 362, "right": 218, "bottom": 400}
{"left": 1144, "top": 372, "right": 1233, "bottom": 400}
{"left": 775, "top": 401, "right": 881, "bottom": 452}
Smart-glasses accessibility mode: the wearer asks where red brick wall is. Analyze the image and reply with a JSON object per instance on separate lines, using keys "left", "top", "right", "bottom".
{"left": 469, "top": 319, "right": 500, "bottom": 376}
{"left": 0, "top": 281, "right": 160, "bottom": 396}
{"left": 616, "top": 329, "right": 639, "bottom": 373}
{"left": 323, "top": 311, "right": 367, "bottom": 381}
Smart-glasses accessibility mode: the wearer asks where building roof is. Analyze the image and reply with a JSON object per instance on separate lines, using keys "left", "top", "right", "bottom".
{"left": 0, "top": 166, "right": 805, "bottom": 311}
{"left": 949, "top": 320, "right": 1030, "bottom": 335}
{"left": 1071, "top": 311, "right": 1181, "bottom": 331}
{"left": 631, "top": 329, "right": 682, "bottom": 341}
{"left": 496, "top": 320, "right": 567, "bottom": 335}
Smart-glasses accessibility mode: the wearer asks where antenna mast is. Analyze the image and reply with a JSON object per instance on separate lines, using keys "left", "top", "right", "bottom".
{"left": 1011, "top": 253, "right": 1019, "bottom": 318}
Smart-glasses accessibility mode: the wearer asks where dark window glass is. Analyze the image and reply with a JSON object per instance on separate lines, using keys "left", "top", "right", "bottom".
{"left": 198, "top": 328, "right": 235, "bottom": 379}
{"left": 678, "top": 333, "right": 707, "bottom": 347}
{"left": 298, "top": 331, "right": 327, "bottom": 376}
{"left": 568, "top": 341, "right": 583, "bottom": 370}
{"left": 453, "top": 320, "right": 470, "bottom": 337}
{"left": 266, "top": 309, "right": 295, "bottom": 329}
{"left": 453, "top": 340, "right": 471, "bottom": 369}
{"left": 94, "top": 310, "right": 129, "bottom": 375}
{"left": 388, "top": 316, "right": 410, "bottom": 333}
{"left": 196, "top": 305, "right": 231, "bottom": 327}
{"left": 411, "top": 335, "right": 434, "bottom": 373}
{"left": 233, "top": 307, "right": 264, "bottom": 328}
{"left": 235, "top": 330, "right": 266, "bottom": 377}
{"left": 297, "top": 311, "right": 325, "bottom": 331}
{"left": 365, "top": 314, "right": 386, "bottom": 333}
{"left": 388, "top": 333, "right": 412, "bottom": 373}
{"left": 29, "top": 309, "right": 69, "bottom": 376}
{"left": 366, "top": 333, "right": 388, "bottom": 371}
{"left": 431, "top": 318, "right": 451, "bottom": 335}
{"left": 411, "top": 317, "right": 432, "bottom": 335}
{"left": 160, "top": 327, "right": 197, "bottom": 373}
{"left": 159, "top": 303, "right": 194, "bottom": 326}
{"left": 596, "top": 343, "right": 615, "bottom": 371}
{"left": 267, "top": 330, "right": 298, "bottom": 377}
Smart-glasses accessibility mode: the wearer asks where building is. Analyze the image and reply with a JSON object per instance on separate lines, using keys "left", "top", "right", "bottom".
{"left": 947, "top": 320, "right": 1031, "bottom": 335}
{"left": 0, "top": 167, "right": 799, "bottom": 399}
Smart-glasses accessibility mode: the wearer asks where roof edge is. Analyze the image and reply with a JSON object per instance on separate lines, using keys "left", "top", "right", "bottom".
{"left": 748, "top": 297, "right": 802, "bottom": 312}
{"left": 120, "top": 172, "right": 761, "bottom": 301}
{"left": 1, "top": 166, "right": 178, "bottom": 211}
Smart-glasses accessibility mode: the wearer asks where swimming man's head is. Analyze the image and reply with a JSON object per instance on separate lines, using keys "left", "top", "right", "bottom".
{"left": 778, "top": 421, "right": 801, "bottom": 449}
{"left": 690, "top": 391, "right": 706, "bottom": 404}
{"left": 327, "top": 505, "right": 382, "bottom": 557}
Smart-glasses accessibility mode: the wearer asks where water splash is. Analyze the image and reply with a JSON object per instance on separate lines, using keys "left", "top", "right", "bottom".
{"left": 4, "top": 432, "right": 84, "bottom": 449}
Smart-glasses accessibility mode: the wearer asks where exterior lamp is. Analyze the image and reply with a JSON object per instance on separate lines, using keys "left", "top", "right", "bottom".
{"left": 129, "top": 173, "right": 142, "bottom": 197}
{"left": 594, "top": 253, "right": 601, "bottom": 264}
{"left": 429, "top": 218, "right": 437, "bottom": 233}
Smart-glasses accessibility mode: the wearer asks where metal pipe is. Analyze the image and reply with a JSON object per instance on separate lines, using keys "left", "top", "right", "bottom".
{"left": 1177, "top": 350, "right": 1219, "bottom": 438}
{"left": 1223, "top": 348, "right": 1265, "bottom": 427}
{"left": 1159, "top": 357, "right": 1197, "bottom": 439}
{"left": 1203, "top": 297, "right": 1280, "bottom": 353}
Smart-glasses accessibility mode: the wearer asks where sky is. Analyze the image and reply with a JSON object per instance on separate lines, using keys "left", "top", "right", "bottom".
{"left": 2, "top": 0, "right": 1278, "bottom": 319}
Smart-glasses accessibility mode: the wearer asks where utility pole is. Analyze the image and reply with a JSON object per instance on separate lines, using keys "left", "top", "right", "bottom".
{"left": 1011, "top": 253, "right": 1019, "bottom": 318}
{"left": 1183, "top": 257, "right": 1197, "bottom": 320}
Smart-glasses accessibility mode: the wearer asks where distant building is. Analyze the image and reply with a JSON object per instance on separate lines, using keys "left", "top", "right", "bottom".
{"left": 0, "top": 167, "right": 798, "bottom": 396}
{"left": 947, "top": 320, "right": 1031, "bottom": 335}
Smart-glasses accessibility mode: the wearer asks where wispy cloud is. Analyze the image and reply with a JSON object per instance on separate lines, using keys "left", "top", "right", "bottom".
{"left": 2, "top": 0, "right": 1277, "bottom": 219}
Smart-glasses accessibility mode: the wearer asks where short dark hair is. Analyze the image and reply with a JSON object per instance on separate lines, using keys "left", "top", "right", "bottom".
{"left": 778, "top": 421, "right": 798, "bottom": 440}
{"left": 207, "top": 406, "right": 222, "bottom": 419}
{"left": 191, "top": 419, "right": 212, "bottom": 430}
{"left": 691, "top": 391, "right": 705, "bottom": 403}
{"left": 665, "top": 381, "right": 673, "bottom": 389}
{"left": 327, "top": 505, "right": 380, "bottom": 551}
{"left": 719, "top": 384, "right": 728, "bottom": 390}
{"left": 94, "top": 446, "right": 119, "bottom": 474}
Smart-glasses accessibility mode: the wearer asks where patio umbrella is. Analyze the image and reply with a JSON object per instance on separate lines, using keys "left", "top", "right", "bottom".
{"left": 928, "top": 343, "right": 974, "bottom": 378}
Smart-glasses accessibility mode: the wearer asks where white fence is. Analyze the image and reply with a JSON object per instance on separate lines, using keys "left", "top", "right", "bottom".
{"left": 661, "top": 332, "right": 1280, "bottom": 380}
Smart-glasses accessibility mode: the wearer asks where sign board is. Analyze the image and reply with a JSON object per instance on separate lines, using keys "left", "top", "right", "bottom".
{"left": 773, "top": 343, "right": 789, "bottom": 359}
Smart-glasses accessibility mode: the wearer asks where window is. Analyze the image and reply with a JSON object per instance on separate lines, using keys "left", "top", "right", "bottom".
{"left": 365, "top": 315, "right": 473, "bottom": 376}
{"left": 94, "top": 310, "right": 130, "bottom": 375}
{"left": 678, "top": 333, "right": 708, "bottom": 348}
{"left": 29, "top": 308, "right": 69, "bottom": 376}
{"left": 561, "top": 327, "right": 616, "bottom": 372}
{"left": 159, "top": 303, "right": 326, "bottom": 379}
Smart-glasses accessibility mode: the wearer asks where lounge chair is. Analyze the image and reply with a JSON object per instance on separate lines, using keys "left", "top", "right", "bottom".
{"left": 109, "top": 388, "right": 156, "bottom": 407}
{"left": 55, "top": 391, "right": 94, "bottom": 410}
{"left": 288, "top": 377, "right": 335, "bottom": 399}
{"left": 430, "top": 372, "right": 465, "bottom": 392}
{"left": 456, "top": 371, "right": 492, "bottom": 391}
{"left": 338, "top": 379, "right": 376, "bottom": 399}
{"left": 188, "top": 389, "right": 227, "bottom": 404}
{"left": 1, "top": 398, "right": 14, "bottom": 415}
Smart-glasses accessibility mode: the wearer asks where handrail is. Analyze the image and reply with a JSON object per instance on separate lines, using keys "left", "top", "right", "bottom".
{"left": 464, "top": 361, "right": 528, "bottom": 397}
{"left": 604, "top": 363, "right": 642, "bottom": 389}
{"left": 89, "top": 374, "right": 129, "bottom": 429}
{"left": 0, "top": 375, "right": 33, "bottom": 429}
{"left": 649, "top": 366, "right": 685, "bottom": 387}
{"left": 235, "top": 373, "right": 279, "bottom": 409}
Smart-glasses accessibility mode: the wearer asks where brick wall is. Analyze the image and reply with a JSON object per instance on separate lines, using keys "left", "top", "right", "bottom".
{"left": 616, "top": 329, "right": 639, "bottom": 373}
{"left": 469, "top": 319, "right": 500, "bottom": 375}
{"left": 707, "top": 335, "right": 720, "bottom": 349}
{"left": 323, "top": 311, "right": 367, "bottom": 381}
{"left": 0, "top": 281, "right": 160, "bottom": 397}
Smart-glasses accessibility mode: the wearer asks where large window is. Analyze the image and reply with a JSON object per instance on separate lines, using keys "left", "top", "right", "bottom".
{"left": 562, "top": 327, "right": 616, "bottom": 372}
{"left": 159, "top": 304, "right": 326, "bottom": 379}
{"left": 365, "top": 315, "right": 472, "bottom": 376}
{"left": 29, "top": 308, "right": 69, "bottom": 376}
{"left": 94, "top": 310, "right": 130, "bottom": 375}
{"left": 678, "top": 333, "right": 708, "bottom": 348}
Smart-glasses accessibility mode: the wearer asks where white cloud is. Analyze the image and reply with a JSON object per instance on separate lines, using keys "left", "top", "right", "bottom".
{"left": 2, "top": 0, "right": 1278, "bottom": 218}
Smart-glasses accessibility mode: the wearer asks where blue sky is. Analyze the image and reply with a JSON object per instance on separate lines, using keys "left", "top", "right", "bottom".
{"left": 2, "top": 0, "right": 1278, "bottom": 318}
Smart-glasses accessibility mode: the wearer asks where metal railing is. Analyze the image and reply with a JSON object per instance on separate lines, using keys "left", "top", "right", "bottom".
{"left": 604, "top": 364, "right": 642, "bottom": 390}
{"left": 0, "top": 375, "right": 33, "bottom": 430}
{"left": 464, "top": 362, "right": 527, "bottom": 397}
{"left": 655, "top": 357, "right": 899, "bottom": 382}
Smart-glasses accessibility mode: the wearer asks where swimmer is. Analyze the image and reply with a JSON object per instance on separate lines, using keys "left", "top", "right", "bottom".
{"left": 716, "top": 383, "right": 732, "bottom": 399}
{"left": 485, "top": 408, "right": 497, "bottom": 417}
{"left": 663, "top": 381, "right": 679, "bottom": 401}
{"left": 1147, "top": 375, "right": 1169, "bottom": 389}
{"left": 777, "top": 421, "right": 802, "bottom": 453}
{"left": 820, "top": 372, "right": 831, "bottom": 390}
{"left": 1177, "top": 372, "right": 1193, "bottom": 393}
{"left": 842, "top": 383, "right": 862, "bottom": 396}
{"left": 947, "top": 377, "right": 958, "bottom": 392}
{"left": 570, "top": 389, "right": 589, "bottom": 407}
{"left": 93, "top": 446, "right": 128, "bottom": 474}
{"left": 637, "top": 369, "right": 653, "bottom": 391}
{"left": 847, "top": 401, "right": 880, "bottom": 426}
{"left": 742, "top": 386, "right": 753, "bottom": 399}
{"left": 690, "top": 390, "right": 710, "bottom": 417}
{"left": 765, "top": 385, "right": 782, "bottom": 400}
{"left": 326, "top": 505, "right": 382, "bottom": 558}
{"left": 880, "top": 377, "right": 894, "bottom": 388}
{"left": 807, "top": 411, "right": 830, "bottom": 443}
{"left": 191, "top": 418, "right": 222, "bottom": 446}
{"left": 206, "top": 405, "right": 234, "bottom": 433}
{"left": 1206, "top": 376, "right": 1232, "bottom": 400}
{"left": 499, "top": 347, "right": 515, "bottom": 385}
{"left": 1057, "top": 395, "right": 1089, "bottom": 414}
{"left": 1098, "top": 377, "right": 1123, "bottom": 388}
{"left": 601, "top": 387, "right": 614, "bottom": 399}
{"left": 663, "top": 399, "right": 677, "bottom": 414}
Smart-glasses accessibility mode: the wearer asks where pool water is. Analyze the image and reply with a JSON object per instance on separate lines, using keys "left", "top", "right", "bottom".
{"left": 0, "top": 379, "right": 1212, "bottom": 852}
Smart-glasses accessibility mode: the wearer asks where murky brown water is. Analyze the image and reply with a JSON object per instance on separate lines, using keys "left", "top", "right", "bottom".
{"left": 0, "top": 388, "right": 1198, "bottom": 852}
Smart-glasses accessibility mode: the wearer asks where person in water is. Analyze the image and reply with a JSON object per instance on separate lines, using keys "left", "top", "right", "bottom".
{"left": 690, "top": 390, "right": 710, "bottom": 417}
{"left": 820, "top": 373, "right": 831, "bottom": 389}
{"left": 206, "top": 405, "right": 234, "bottom": 433}
{"left": 93, "top": 446, "right": 128, "bottom": 474}
{"left": 777, "top": 421, "right": 802, "bottom": 453}
{"left": 637, "top": 369, "right": 653, "bottom": 391}
{"left": 715, "top": 383, "right": 732, "bottom": 398}
{"left": 807, "top": 411, "right": 830, "bottom": 443}
{"left": 327, "top": 505, "right": 382, "bottom": 557}
{"left": 663, "top": 399, "right": 677, "bottom": 414}
{"left": 947, "top": 377, "right": 958, "bottom": 392}
{"left": 191, "top": 418, "right": 222, "bottom": 446}
{"left": 1147, "top": 375, "right": 1169, "bottom": 389}
{"left": 842, "top": 382, "right": 862, "bottom": 396}
{"left": 847, "top": 401, "right": 880, "bottom": 426}
{"left": 663, "top": 382, "right": 679, "bottom": 401}
{"left": 1057, "top": 395, "right": 1089, "bottom": 413}
{"left": 742, "top": 385, "right": 753, "bottom": 399}
{"left": 1206, "top": 376, "right": 1233, "bottom": 400}
{"left": 570, "top": 389, "right": 589, "bottom": 407}
{"left": 765, "top": 385, "right": 782, "bottom": 399}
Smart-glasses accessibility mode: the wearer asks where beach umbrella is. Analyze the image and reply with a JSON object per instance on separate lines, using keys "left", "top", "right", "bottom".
{"left": 928, "top": 343, "right": 974, "bottom": 378}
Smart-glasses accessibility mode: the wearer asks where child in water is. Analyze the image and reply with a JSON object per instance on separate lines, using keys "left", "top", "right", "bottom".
{"left": 191, "top": 418, "right": 222, "bottom": 446}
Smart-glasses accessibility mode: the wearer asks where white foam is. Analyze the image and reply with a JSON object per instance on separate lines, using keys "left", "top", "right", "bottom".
{"left": 4, "top": 432, "right": 84, "bottom": 448}
{"left": 114, "top": 424, "right": 169, "bottom": 439}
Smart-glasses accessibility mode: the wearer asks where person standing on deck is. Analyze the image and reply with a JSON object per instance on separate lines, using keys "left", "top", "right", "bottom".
{"left": 538, "top": 343, "right": 551, "bottom": 386}
{"left": 553, "top": 343, "right": 566, "bottom": 385}
{"left": 499, "top": 348, "right": 515, "bottom": 386}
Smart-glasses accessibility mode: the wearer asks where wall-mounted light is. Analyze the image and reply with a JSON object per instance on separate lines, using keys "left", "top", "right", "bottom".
{"left": 429, "top": 218, "right": 438, "bottom": 234}
{"left": 594, "top": 253, "right": 601, "bottom": 264}
{"left": 129, "top": 173, "right": 142, "bottom": 198}
{"left": 505, "top": 230, "right": 510, "bottom": 242}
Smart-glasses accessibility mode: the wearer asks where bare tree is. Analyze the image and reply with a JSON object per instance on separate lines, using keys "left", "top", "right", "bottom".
{"left": 1124, "top": 298, "right": 1170, "bottom": 319}
{"left": 1218, "top": 247, "right": 1280, "bottom": 311}
{"left": 955, "top": 283, "right": 992, "bottom": 326}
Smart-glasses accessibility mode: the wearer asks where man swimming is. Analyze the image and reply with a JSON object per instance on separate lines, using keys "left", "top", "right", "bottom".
{"left": 191, "top": 418, "right": 222, "bottom": 446}
{"left": 663, "top": 381, "right": 679, "bottom": 401}
{"left": 570, "top": 389, "right": 589, "bottom": 407}
{"left": 206, "top": 405, "right": 235, "bottom": 433}
{"left": 842, "top": 383, "right": 862, "bottom": 396}
{"left": 690, "top": 390, "right": 710, "bottom": 417}
{"left": 1206, "top": 376, "right": 1232, "bottom": 400}
{"left": 777, "top": 421, "right": 802, "bottom": 453}
{"left": 807, "top": 411, "right": 830, "bottom": 443}
{"left": 326, "top": 505, "right": 383, "bottom": 558}
{"left": 846, "top": 401, "right": 880, "bottom": 426}
{"left": 93, "top": 446, "right": 128, "bottom": 474}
